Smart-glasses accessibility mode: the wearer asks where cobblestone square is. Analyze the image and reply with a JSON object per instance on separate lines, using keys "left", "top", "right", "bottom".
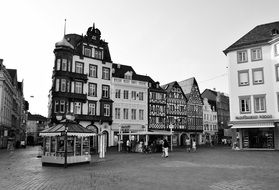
{"left": 0, "top": 146, "right": 279, "bottom": 190}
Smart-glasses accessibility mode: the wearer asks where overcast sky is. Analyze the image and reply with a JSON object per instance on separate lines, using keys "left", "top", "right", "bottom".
{"left": 1, "top": 0, "right": 279, "bottom": 117}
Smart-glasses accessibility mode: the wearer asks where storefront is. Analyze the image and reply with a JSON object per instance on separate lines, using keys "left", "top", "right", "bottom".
{"left": 40, "top": 120, "right": 96, "bottom": 166}
{"left": 231, "top": 122, "right": 275, "bottom": 150}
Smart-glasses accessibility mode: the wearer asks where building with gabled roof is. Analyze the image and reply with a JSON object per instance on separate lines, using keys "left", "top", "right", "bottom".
{"left": 224, "top": 21, "right": 279, "bottom": 150}
{"left": 179, "top": 77, "right": 203, "bottom": 145}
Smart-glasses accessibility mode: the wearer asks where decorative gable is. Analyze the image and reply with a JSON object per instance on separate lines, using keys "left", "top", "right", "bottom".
{"left": 188, "top": 84, "right": 202, "bottom": 105}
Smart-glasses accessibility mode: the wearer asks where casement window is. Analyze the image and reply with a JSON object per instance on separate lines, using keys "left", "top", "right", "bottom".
{"left": 131, "top": 91, "right": 137, "bottom": 100}
{"left": 55, "top": 79, "right": 60, "bottom": 91}
{"left": 124, "top": 90, "right": 129, "bottom": 99}
{"left": 56, "top": 59, "right": 61, "bottom": 70}
{"left": 75, "top": 82, "right": 83, "bottom": 94}
{"left": 277, "top": 93, "right": 279, "bottom": 112}
{"left": 139, "top": 109, "right": 144, "bottom": 120}
{"left": 252, "top": 68, "right": 264, "bottom": 85}
{"left": 94, "top": 48, "right": 103, "bottom": 59}
{"left": 115, "top": 108, "right": 120, "bottom": 119}
{"left": 75, "top": 62, "right": 84, "bottom": 74}
{"left": 138, "top": 92, "right": 144, "bottom": 101}
{"left": 54, "top": 100, "right": 59, "bottom": 113}
{"left": 254, "top": 95, "right": 266, "bottom": 113}
{"left": 60, "top": 100, "right": 65, "bottom": 113}
{"left": 61, "top": 79, "right": 66, "bottom": 92}
{"left": 84, "top": 47, "right": 92, "bottom": 57}
{"left": 251, "top": 48, "right": 262, "bottom": 61}
{"left": 115, "top": 89, "right": 121, "bottom": 99}
{"left": 73, "top": 102, "right": 82, "bottom": 114}
{"left": 88, "top": 83, "right": 97, "bottom": 97}
{"left": 237, "top": 50, "right": 248, "bottom": 63}
{"left": 238, "top": 70, "right": 249, "bottom": 86}
{"left": 123, "top": 108, "right": 129, "bottom": 120}
{"left": 102, "top": 67, "right": 110, "bottom": 80}
{"left": 89, "top": 64, "right": 97, "bottom": 78}
{"left": 131, "top": 109, "right": 136, "bottom": 120}
{"left": 239, "top": 96, "right": 251, "bottom": 114}
{"left": 62, "top": 59, "right": 67, "bottom": 71}
{"left": 102, "top": 85, "right": 110, "bottom": 98}
{"left": 275, "top": 43, "right": 279, "bottom": 56}
{"left": 275, "top": 64, "right": 279, "bottom": 81}
{"left": 88, "top": 102, "right": 96, "bottom": 115}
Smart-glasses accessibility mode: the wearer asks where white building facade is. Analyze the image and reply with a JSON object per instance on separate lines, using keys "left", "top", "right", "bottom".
{"left": 111, "top": 64, "right": 149, "bottom": 146}
{"left": 202, "top": 98, "right": 218, "bottom": 145}
{"left": 224, "top": 22, "right": 279, "bottom": 150}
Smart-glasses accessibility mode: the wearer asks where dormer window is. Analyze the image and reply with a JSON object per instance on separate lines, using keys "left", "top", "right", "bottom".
{"left": 124, "top": 71, "right": 133, "bottom": 80}
{"left": 84, "top": 47, "right": 92, "bottom": 57}
{"left": 94, "top": 48, "right": 103, "bottom": 59}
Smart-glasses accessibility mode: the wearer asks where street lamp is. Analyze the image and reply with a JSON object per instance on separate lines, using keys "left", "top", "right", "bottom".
{"left": 194, "top": 105, "right": 198, "bottom": 144}
{"left": 64, "top": 125, "right": 68, "bottom": 168}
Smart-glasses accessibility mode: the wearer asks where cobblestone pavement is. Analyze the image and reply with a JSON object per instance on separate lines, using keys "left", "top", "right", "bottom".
{"left": 0, "top": 146, "right": 279, "bottom": 190}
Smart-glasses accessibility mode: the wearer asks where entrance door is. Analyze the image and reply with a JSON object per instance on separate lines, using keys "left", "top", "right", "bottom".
{"left": 86, "top": 125, "right": 98, "bottom": 154}
{"left": 102, "top": 131, "right": 109, "bottom": 152}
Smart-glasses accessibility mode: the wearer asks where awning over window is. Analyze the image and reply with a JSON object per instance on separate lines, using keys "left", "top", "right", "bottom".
{"left": 231, "top": 122, "right": 275, "bottom": 129}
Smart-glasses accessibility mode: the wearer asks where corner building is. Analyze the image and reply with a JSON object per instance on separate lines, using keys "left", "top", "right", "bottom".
{"left": 224, "top": 21, "right": 279, "bottom": 149}
{"left": 48, "top": 25, "right": 113, "bottom": 150}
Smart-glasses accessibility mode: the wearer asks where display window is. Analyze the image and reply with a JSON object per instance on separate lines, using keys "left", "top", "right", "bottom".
{"left": 82, "top": 137, "right": 90, "bottom": 155}
{"left": 242, "top": 128, "right": 274, "bottom": 149}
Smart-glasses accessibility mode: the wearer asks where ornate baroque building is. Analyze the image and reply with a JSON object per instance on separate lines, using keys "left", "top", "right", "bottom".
{"left": 48, "top": 24, "right": 113, "bottom": 150}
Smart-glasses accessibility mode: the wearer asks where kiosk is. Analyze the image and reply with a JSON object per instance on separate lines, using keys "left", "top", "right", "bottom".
{"left": 39, "top": 120, "right": 96, "bottom": 167}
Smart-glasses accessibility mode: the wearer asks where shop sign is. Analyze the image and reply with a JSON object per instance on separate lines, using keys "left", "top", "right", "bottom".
{"left": 121, "top": 125, "right": 130, "bottom": 132}
{"left": 235, "top": 115, "right": 272, "bottom": 120}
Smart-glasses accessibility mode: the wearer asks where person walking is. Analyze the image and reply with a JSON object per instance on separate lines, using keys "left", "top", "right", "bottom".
{"left": 192, "top": 139, "right": 197, "bottom": 152}
{"left": 163, "top": 137, "right": 169, "bottom": 158}
{"left": 185, "top": 138, "right": 191, "bottom": 152}
{"left": 126, "top": 139, "right": 131, "bottom": 152}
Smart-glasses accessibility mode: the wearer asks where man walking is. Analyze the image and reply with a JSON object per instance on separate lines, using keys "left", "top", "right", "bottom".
{"left": 185, "top": 138, "right": 191, "bottom": 152}
{"left": 163, "top": 137, "right": 169, "bottom": 158}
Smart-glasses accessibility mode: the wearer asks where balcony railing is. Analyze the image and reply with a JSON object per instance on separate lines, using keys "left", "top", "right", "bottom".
{"left": 53, "top": 70, "right": 88, "bottom": 82}
{"left": 75, "top": 115, "right": 112, "bottom": 124}
{"left": 52, "top": 91, "right": 87, "bottom": 103}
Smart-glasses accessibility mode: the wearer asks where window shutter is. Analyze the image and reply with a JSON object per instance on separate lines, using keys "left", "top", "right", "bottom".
{"left": 254, "top": 70, "right": 262, "bottom": 83}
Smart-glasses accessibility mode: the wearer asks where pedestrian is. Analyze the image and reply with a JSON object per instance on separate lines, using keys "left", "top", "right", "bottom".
{"left": 163, "top": 137, "right": 169, "bottom": 158}
{"left": 192, "top": 139, "right": 197, "bottom": 152}
{"left": 185, "top": 138, "right": 191, "bottom": 152}
{"left": 126, "top": 139, "right": 131, "bottom": 152}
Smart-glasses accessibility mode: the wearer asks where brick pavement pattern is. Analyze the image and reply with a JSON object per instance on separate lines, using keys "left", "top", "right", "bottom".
{"left": 0, "top": 146, "right": 279, "bottom": 190}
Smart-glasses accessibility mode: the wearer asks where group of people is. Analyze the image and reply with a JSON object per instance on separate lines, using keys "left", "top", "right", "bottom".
{"left": 185, "top": 138, "right": 197, "bottom": 152}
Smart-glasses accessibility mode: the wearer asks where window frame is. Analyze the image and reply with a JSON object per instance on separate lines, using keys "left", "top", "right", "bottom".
{"left": 252, "top": 67, "right": 264, "bottom": 85}
{"left": 102, "top": 85, "right": 110, "bottom": 98}
{"left": 238, "top": 69, "right": 250, "bottom": 86}
{"left": 237, "top": 50, "right": 248, "bottom": 63}
{"left": 84, "top": 46, "right": 92, "bottom": 57}
{"left": 75, "top": 81, "right": 83, "bottom": 94}
{"left": 131, "top": 109, "right": 136, "bottom": 120}
{"left": 124, "top": 90, "right": 129, "bottom": 99}
{"left": 94, "top": 48, "right": 103, "bottom": 59}
{"left": 89, "top": 64, "right": 98, "bottom": 78}
{"left": 88, "top": 101, "right": 96, "bottom": 115}
{"left": 139, "top": 109, "right": 144, "bottom": 120}
{"left": 75, "top": 62, "right": 84, "bottom": 74}
{"left": 115, "top": 108, "right": 121, "bottom": 119}
{"left": 253, "top": 94, "right": 266, "bottom": 113}
{"left": 115, "top": 89, "right": 121, "bottom": 99}
{"left": 275, "top": 64, "right": 279, "bottom": 82}
{"left": 61, "top": 79, "right": 67, "bottom": 92}
{"left": 239, "top": 96, "right": 251, "bottom": 114}
{"left": 251, "top": 47, "right": 262, "bottom": 61}
{"left": 73, "top": 102, "right": 82, "bottom": 114}
{"left": 138, "top": 92, "right": 144, "bottom": 101}
{"left": 131, "top": 91, "right": 137, "bottom": 100}
{"left": 88, "top": 83, "right": 97, "bottom": 97}
{"left": 123, "top": 108, "right": 129, "bottom": 120}
{"left": 61, "top": 59, "right": 68, "bottom": 71}
{"left": 102, "top": 67, "right": 110, "bottom": 80}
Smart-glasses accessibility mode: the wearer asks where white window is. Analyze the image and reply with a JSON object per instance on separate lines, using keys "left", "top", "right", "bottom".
{"left": 275, "top": 43, "right": 279, "bottom": 56}
{"left": 89, "top": 64, "right": 97, "bottom": 78}
{"left": 88, "top": 83, "right": 97, "bottom": 97}
{"left": 131, "top": 109, "right": 136, "bottom": 120}
{"left": 124, "top": 90, "right": 129, "bottom": 99}
{"left": 238, "top": 70, "right": 249, "bottom": 86}
{"left": 254, "top": 95, "right": 266, "bottom": 113}
{"left": 88, "top": 103, "right": 96, "bottom": 115}
{"left": 131, "top": 91, "right": 137, "bottom": 100}
{"left": 102, "top": 67, "right": 110, "bottom": 80}
{"left": 115, "top": 89, "right": 121, "bottom": 99}
{"left": 115, "top": 108, "right": 120, "bottom": 119}
{"left": 55, "top": 79, "right": 60, "bottom": 91}
{"left": 239, "top": 96, "right": 251, "bottom": 114}
{"left": 75, "top": 62, "right": 83, "bottom": 74}
{"left": 62, "top": 59, "right": 67, "bottom": 71}
{"left": 251, "top": 48, "right": 262, "bottom": 61}
{"left": 123, "top": 108, "right": 129, "bottom": 119}
{"left": 138, "top": 92, "right": 144, "bottom": 101}
{"left": 56, "top": 59, "right": 61, "bottom": 70}
{"left": 139, "top": 109, "right": 144, "bottom": 120}
{"left": 104, "top": 104, "right": 110, "bottom": 116}
{"left": 84, "top": 47, "right": 92, "bottom": 57}
{"left": 60, "top": 100, "right": 65, "bottom": 113}
{"left": 252, "top": 68, "right": 264, "bottom": 84}
{"left": 94, "top": 48, "right": 103, "bottom": 59}
{"left": 54, "top": 100, "right": 59, "bottom": 113}
{"left": 61, "top": 79, "right": 66, "bottom": 92}
{"left": 237, "top": 50, "right": 248, "bottom": 63}
{"left": 102, "top": 85, "right": 109, "bottom": 98}
{"left": 75, "top": 82, "right": 82, "bottom": 94}
{"left": 74, "top": 102, "right": 81, "bottom": 114}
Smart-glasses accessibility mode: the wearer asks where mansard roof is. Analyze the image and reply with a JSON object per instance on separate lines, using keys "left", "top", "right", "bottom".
{"left": 224, "top": 21, "right": 279, "bottom": 54}
{"left": 112, "top": 63, "right": 153, "bottom": 82}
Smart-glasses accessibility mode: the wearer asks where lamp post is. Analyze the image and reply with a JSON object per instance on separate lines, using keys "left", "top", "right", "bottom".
{"left": 194, "top": 105, "right": 198, "bottom": 144}
{"left": 169, "top": 124, "right": 173, "bottom": 151}
{"left": 64, "top": 125, "right": 68, "bottom": 168}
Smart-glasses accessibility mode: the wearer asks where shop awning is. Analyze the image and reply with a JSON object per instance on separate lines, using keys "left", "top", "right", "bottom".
{"left": 40, "top": 121, "right": 96, "bottom": 137}
{"left": 231, "top": 122, "right": 275, "bottom": 129}
{"left": 119, "top": 130, "right": 173, "bottom": 136}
